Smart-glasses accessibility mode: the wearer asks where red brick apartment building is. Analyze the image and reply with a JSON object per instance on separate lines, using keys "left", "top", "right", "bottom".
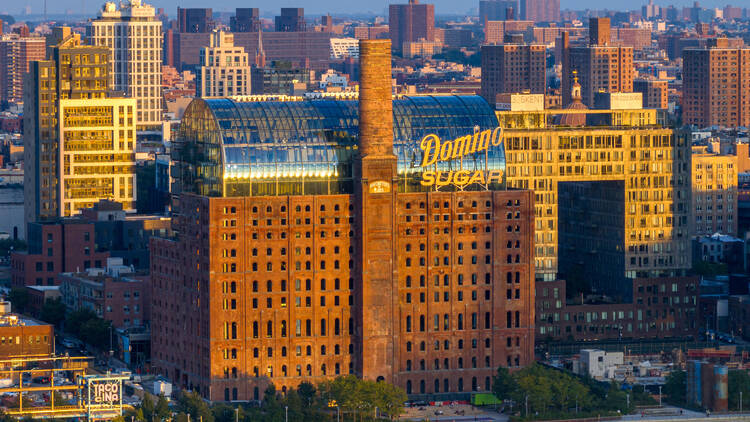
{"left": 536, "top": 277, "right": 700, "bottom": 342}
{"left": 150, "top": 40, "right": 536, "bottom": 401}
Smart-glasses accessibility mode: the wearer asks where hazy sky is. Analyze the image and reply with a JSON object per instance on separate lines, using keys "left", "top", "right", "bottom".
{"left": 3, "top": 0, "right": 740, "bottom": 18}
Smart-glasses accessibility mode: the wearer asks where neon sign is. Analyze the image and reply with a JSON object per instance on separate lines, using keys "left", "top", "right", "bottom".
{"left": 417, "top": 128, "right": 504, "bottom": 188}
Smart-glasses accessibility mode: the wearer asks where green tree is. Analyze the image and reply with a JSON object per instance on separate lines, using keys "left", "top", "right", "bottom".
{"left": 79, "top": 317, "right": 111, "bottom": 349}
{"left": 729, "top": 369, "right": 750, "bottom": 410}
{"left": 176, "top": 391, "right": 213, "bottom": 422}
{"left": 297, "top": 381, "right": 316, "bottom": 407}
{"left": 664, "top": 370, "right": 686, "bottom": 405}
{"left": 155, "top": 394, "right": 171, "bottom": 420}
{"left": 140, "top": 393, "right": 155, "bottom": 420}
{"left": 373, "top": 380, "right": 408, "bottom": 420}
{"left": 492, "top": 366, "right": 518, "bottom": 401}
{"left": 64, "top": 308, "right": 99, "bottom": 337}
{"left": 8, "top": 287, "right": 28, "bottom": 314}
{"left": 40, "top": 298, "right": 66, "bottom": 326}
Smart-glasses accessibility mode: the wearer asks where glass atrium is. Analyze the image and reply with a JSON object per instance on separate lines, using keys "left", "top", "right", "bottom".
{"left": 174, "top": 95, "right": 505, "bottom": 197}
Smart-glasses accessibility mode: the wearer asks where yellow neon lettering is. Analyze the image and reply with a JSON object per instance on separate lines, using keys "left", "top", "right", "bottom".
{"left": 420, "top": 171, "right": 435, "bottom": 186}
{"left": 420, "top": 134, "right": 440, "bottom": 167}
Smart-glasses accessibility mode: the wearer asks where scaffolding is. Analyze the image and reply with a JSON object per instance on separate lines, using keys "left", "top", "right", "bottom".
{"left": 0, "top": 354, "right": 128, "bottom": 420}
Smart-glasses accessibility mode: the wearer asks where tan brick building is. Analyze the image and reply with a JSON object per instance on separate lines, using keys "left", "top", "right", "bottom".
{"left": 151, "top": 40, "right": 536, "bottom": 401}
{"left": 634, "top": 79, "right": 668, "bottom": 110}
{"left": 480, "top": 43, "right": 546, "bottom": 104}
{"left": 561, "top": 19, "right": 635, "bottom": 107}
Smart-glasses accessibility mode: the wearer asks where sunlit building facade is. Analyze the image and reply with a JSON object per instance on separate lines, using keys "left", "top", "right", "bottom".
{"left": 58, "top": 99, "right": 137, "bottom": 216}
{"left": 24, "top": 33, "right": 113, "bottom": 224}
{"left": 497, "top": 98, "right": 691, "bottom": 294}
{"left": 151, "top": 40, "right": 536, "bottom": 401}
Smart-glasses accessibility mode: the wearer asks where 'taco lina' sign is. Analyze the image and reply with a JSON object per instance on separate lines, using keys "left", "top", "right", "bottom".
{"left": 418, "top": 127, "right": 504, "bottom": 188}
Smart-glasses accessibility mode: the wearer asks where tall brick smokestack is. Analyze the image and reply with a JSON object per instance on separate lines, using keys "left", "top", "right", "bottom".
{"left": 354, "top": 38, "right": 397, "bottom": 383}
{"left": 358, "top": 39, "right": 394, "bottom": 158}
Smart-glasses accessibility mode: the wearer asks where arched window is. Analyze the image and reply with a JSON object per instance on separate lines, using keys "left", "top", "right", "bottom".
{"left": 320, "top": 319, "right": 327, "bottom": 336}
{"left": 266, "top": 321, "right": 273, "bottom": 337}
{"left": 406, "top": 380, "right": 412, "bottom": 394}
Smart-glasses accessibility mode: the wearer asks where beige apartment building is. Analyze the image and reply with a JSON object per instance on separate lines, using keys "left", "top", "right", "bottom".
{"left": 87, "top": 0, "right": 163, "bottom": 131}
{"left": 197, "top": 31, "right": 252, "bottom": 98}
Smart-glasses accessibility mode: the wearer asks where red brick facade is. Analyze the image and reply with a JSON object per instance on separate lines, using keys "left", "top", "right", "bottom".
{"left": 151, "top": 39, "right": 536, "bottom": 402}
{"left": 535, "top": 277, "right": 700, "bottom": 342}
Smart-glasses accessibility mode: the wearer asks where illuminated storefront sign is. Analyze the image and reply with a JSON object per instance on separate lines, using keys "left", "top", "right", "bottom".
{"left": 418, "top": 127, "right": 504, "bottom": 187}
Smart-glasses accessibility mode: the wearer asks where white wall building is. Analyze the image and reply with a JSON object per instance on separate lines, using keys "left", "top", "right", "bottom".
{"left": 87, "top": 0, "right": 163, "bottom": 131}
{"left": 197, "top": 31, "right": 252, "bottom": 98}
{"left": 330, "top": 38, "right": 359, "bottom": 59}
{"left": 580, "top": 349, "right": 624, "bottom": 379}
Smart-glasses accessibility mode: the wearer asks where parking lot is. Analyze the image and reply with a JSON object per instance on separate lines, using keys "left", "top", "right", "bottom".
{"left": 401, "top": 404, "right": 507, "bottom": 421}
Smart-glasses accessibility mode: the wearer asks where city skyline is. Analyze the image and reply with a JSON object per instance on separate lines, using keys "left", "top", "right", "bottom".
{"left": 1, "top": 0, "right": 744, "bottom": 18}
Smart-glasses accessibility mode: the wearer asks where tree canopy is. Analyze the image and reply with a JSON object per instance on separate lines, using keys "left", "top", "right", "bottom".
{"left": 493, "top": 363, "right": 634, "bottom": 420}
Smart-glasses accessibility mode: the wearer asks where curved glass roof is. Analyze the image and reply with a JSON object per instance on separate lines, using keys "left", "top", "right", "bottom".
{"left": 175, "top": 95, "right": 505, "bottom": 197}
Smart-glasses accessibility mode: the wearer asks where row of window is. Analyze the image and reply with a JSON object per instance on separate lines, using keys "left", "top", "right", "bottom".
{"left": 224, "top": 318, "right": 352, "bottom": 339}
{"left": 221, "top": 279, "right": 354, "bottom": 294}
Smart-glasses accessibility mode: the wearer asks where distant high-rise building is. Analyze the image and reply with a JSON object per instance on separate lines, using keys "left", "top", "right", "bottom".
{"left": 197, "top": 31, "right": 252, "bottom": 98}
{"left": 642, "top": 0, "right": 660, "bottom": 19}
{"left": 178, "top": 8, "right": 212, "bottom": 33}
{"left": 231, "top": 8, "right": 260, "bottom": 33}
{"left": 480, "top": 43, "right": 546, "bottom": 104}
{"left": 88, "top": 0, "right": 163, "bottom": 131}
{"left": 0, "top": 33, "right": 45, "bottom": 104}
{"left": 275, "top": 8, "right": 306, "bottom": 32}
{"left": 589, "top": 17, "right": 611, "bottom": 46}
{"left": 520, "top": 0, "right": 559, "bottom": 22}
{"left": 479, "top": 0, "right": 517, "bottom": 23}
{"left": 354, "top": 25, "right": 390, "bottom": 40}
{"left": 24, "top": 32, "right": 137, "bottom": 225}
{"left": 682, "top": 38, "right": 750, "bottom": 128}
{"left": 633, "top": 79, "right": 667, "bottom": 109}
{"left": 722, "top": 6, "right": 742, "bottom": 21}
{"left": 321, "top": 14, "right": 334, "bottom": 32}
{"left": 560, "top": 20, "right": 634, "bottom": 106}
{"left": 483, "top": 20, "right": 533, "bottom": 44}
{"left": 389, "top": 0, "right": 435, "bottom": 52}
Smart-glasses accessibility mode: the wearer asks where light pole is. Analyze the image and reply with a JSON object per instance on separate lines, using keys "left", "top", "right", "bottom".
{"left": 626, "top": 393, "right": 629, "bottom": 410}
{"left": 741, "top": 391, "right": 743, "bottom": 414}
{"left": 285, "top": 405, "right": 288, "bottom": 422}
{"left": 525, "top": 394, "right": 529, "bottom": 417}
{"left": 235, "top": 407, "right": 239, "bottom": 422}
{"left": 337, "top": 405, "right": 340, "bottom": 422}
{"left": 658, "top": 386, "right": 662, "bottom": 407}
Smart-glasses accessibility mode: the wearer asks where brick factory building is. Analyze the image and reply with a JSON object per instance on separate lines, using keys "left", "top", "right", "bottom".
{"left": 150, "top": 40, "right": 536, "bottom": 401}
{"left": 0, "top": 302, "right": 54, "bottom": 358}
